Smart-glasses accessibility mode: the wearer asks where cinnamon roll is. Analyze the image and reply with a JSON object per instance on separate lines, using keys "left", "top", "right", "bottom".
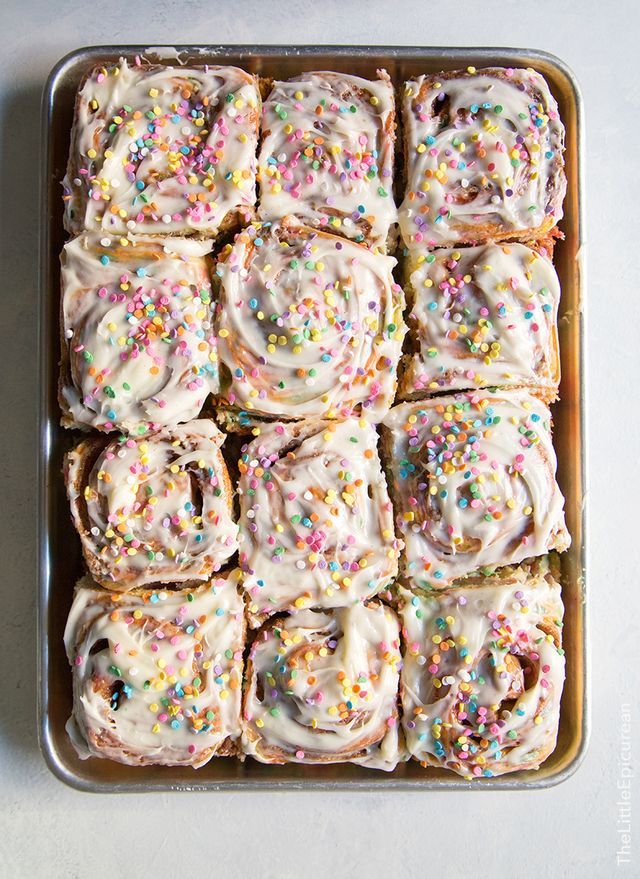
{"left": 242, "top": 603, "right": 402, "bottom": 770}
{"left": 399, "top": 68, "right": 566, "bottom": 248}
{"left": 399, "top": 561, "right": 565, "bottom": 777}
{"left": 237, "top": 418, "right": 401, "bottom": 624}
{"left": 64, "top": 576, "right": 245, "bottom": 767}
{"left": 65, "top": 420, "right": 239, "bottom": 591}
{"left": 60, "top": 234, "right": 218, "bottom": 433}
{"left": 382, "top": 390, "right": 570, "bottom": 589}
{"left": 63, "top": 58, "right": 260, "bottom": 237}
{"left": 214, "top": 218, "right": 406, "bottom": 422}
{"left": 258, "top": 71, "right": 397, "bottom": 248}
{"left": 399, "top": 242, "right": 561, "bottom": 400}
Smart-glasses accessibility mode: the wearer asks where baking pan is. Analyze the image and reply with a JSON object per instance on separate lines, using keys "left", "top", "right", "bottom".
{"left": 38, "top": 45, "right": 587, "bottom": 791}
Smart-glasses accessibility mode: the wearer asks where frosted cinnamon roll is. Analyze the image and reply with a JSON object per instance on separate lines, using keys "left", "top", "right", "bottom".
{"left": 242, "top": 603, "right": 402, "bottom": 770}
{"left": 214, "top": 218, "right": 405, "bottom": 422}
{"left": 237, "top": 418, "right": 401, "bottom": 624}
{"left": 399, "top": 562, "right": 565, "bottom": 777}
{"left": 399, "top": 68, "right": 566, "bottom": 248}
{"left": 63, "top": 59, "right": 260, "bottom": 237}
{"left": 64, "top": 576, "right": 245, "bottom": 767}
{"left": 60, "top": 234, "right": 218, "bottom": 433}
{"left": 399, "top": 242, "right": 561, "bottom": 400}
{"left": 65, "top": 420, "right": 239, "bottom": 591}
{"left": 382, "top": 390, "right": 570, "bottom": 589}
{"left": 258, "top": 71, "right": 397, "bottom": 248}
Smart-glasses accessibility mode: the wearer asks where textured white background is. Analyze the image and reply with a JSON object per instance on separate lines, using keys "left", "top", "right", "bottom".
{"left": 0, "top": 1, "right": 637, "bottom": 876}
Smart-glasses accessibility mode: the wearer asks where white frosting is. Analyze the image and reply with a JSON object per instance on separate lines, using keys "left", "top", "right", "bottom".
{"left": 399, "top": 68, "right": 566, "bottom": 246}
{"left": 61, "top": 234, "right": 218, "bottom": 432}
{"left": 237, "top": 418, "right": 401, "bottom": 622}
{"left": 64, "top": 578, "right": 245, "bottom": 767}
{"left": 399, "top": 568, "right": 565, "bottom": 777}
{"left": 215, "top": 218, "right": 406, "bottom": 420}
{"left": 383, "top": 390, "right": 570, "bottom": 587}
{"left": 63, "top": 58, "right": 259, "bottom": 236}
{"left": 242, "top": 603, "right": 402, "bottom": 770}
{"left": 258, "top": 71, "right": 397, "bottom": 247}
{"left": 66, "top": 420, "right": 239, "bottom": 590}
{"left": 401, "top": 242, "right": 560, "bottom": 396}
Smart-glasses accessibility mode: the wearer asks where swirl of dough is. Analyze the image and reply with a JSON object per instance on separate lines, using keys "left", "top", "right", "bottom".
{"left": 399, "top": 562, "right": 565, "bottom": 777}
{"left": 258, "top": 70, "right": 397, "bottom": 248}
{"left": 63, "top": 58, "right": 260, "bottom": 237}
{"left": 400, "top": 242, "right": 561, "bottom": 399}
{"left": 60, "top": 234, "right": 219, "bottom": 433}
{"left": 399, "top": 68, "right": 566, "bottom": 247}
{"left": 65, "top": 420, "right": 239, "bottom": 591}
{"left": 237, "top": 418, "right": 402, "bottom": 623}
{"left": 214, "top": 218, "right": 406, "bottom": 421}
{"left": 242, "top": 603, "right": 402, "bottom": 770}
{"left": 64, "top": 577, "right": 245, "bottom": 767}
{"left": 382, "top": 390, "right": 570, "bottom": 588}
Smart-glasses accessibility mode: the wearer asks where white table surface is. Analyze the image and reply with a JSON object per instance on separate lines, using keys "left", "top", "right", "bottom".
{"left": 0, "top": 1, "right": 637, "bottom": 875}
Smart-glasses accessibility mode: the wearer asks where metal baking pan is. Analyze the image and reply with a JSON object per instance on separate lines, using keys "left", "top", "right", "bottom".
{"left": 38, "top": 45, "right": 587, "bottom": 791}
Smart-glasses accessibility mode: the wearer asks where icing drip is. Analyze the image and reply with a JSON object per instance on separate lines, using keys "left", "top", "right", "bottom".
{"left": 64, "top": 578, "right": 245, "bottom": 767}
{"left": 61, "top": 234, "right": 218, "bottom": 432}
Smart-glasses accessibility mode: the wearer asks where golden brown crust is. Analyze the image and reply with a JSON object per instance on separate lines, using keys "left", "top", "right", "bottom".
{"left": 63, "top": 60, "right": 260, "bottom": 238}
{"left": 241, "top": 603, "right": 402, "bottom": 769}
{"left": 399, "top": 67, "right": 566, "bottom": 248}
{"left": 64, "top": 423, "right": 238, "bottom": 591}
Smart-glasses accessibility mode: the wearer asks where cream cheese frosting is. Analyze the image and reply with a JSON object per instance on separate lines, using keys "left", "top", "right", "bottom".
{"left": 399, "top": 68, "right": 566, "bottom": 247}
{"left": 383, "top": 390, "right": 570, "bottom": 588}
{"left": 400, "top": 242, "right": 561, "bottom": 397}
{"left": 64, "top": 578, "right": 245, "bottom": 767}
{"left": 63, "top": 58, "right": 260, "bottom": 236}
{"left": 214, "top": 218, "right": 406, "bottom": 421}
{"left": 60, "top": 234, "right": 218, "bottom": 433}
{"left": 242, "top": 603, "right": 402, "bottom": 770}
{"left": 258, "top": 71, "right": 397, "bottom": 248}
{"left": 65, "top": 420, "right": 239, "bottom": 590}
{"left": 237, "top": 418, "right": 401, "bottom": 622}
{"left": 399, "top": 564, "right": 565, "bottom": 777}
